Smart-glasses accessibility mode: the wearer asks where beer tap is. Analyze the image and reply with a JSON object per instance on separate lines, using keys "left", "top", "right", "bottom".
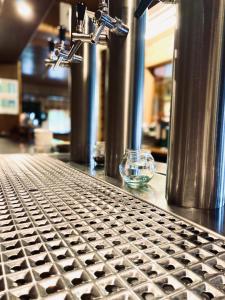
{"left": 45, "top": 25, "right": 83, "bottom": 68}
{"left": 72, "top": 1, "right": 107, "bottom": 45}
{"left": 71, "top": 2, "right": 105, "bottom": 47}
{"left": 45, "top": 0, "right": 129, "bottom": 69}
{"left": 91, "top": 0, "right": 129, "bottom": 44}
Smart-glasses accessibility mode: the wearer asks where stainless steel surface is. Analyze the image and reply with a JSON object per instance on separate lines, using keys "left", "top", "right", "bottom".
{"left": 92, "top": 0, "right": 129, "bottom": 44}
{"left": 72, "top": 0, "right": 128, "bottom": 53}
{"left": 72, "top": 33, "right": 108, "bottom": 45}
{"left": 91, "top": 24, "right": 107, "bottom": 44}
{"left": 70, "top": 14, "right": 98, "bottom": 165}
{"left": 67, "top": 42, "right": 83, "bottom": 61}
{"left": 1, "top": 135, "right": 224, "bottom": 236}
{"left": 45, "top": 55, "right": 83, "bottom": 68}
{"left": 105, "top": 0, "right": 146, "bottom": 178}
{"left": 167, "top": 0, "right": 225, "bottom": 209}
{"left": 69, "top": 161, "right": 225, "bottom": 237}
{"left": 1, "top": 154, "right": 225, "bottom": 299}
{"left": 93, "top": 11, "right": 129, "bottom": 44}
{"left": 45, "top": 4, "right": 87, "bottom": 68}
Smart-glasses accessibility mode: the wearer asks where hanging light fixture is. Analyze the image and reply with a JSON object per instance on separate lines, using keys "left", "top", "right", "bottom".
{"left": 16, "top": 0, "right": 33, "bottom": 20}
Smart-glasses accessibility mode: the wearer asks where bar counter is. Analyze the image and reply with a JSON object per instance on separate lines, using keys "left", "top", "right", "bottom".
{"left": 70, "top": 161, "right": 225, "bottom": 237}
{"left": 0, "top": 154, "right": 225, "bottom": 300}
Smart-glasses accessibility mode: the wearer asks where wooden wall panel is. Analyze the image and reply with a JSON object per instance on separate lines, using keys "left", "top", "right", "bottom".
{"left": 145, "top": 28, "right": 175, "bottom": 68}
{"left": 143, "top": 69, "right": 155, "bottom": 125}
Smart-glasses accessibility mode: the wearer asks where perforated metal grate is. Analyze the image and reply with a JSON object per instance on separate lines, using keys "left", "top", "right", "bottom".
{"left": 0, "top": 154, "right": 225, "bottom": 299}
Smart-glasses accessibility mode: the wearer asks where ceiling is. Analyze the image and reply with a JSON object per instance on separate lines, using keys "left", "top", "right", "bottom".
{"left": 1, "top": 0, "right": 157, "bottom": 98}
{"left": 44, "top": 0, "right": 99, "bottom": 28}
{"left": 0, "top": 0, "right": 155, "bottom": 66}
{"left": 0, "top": 0, "right": 56, "bottom": 64}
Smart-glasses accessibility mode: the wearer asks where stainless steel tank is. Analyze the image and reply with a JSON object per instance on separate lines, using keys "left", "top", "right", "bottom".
{"left": 70, "top": 13, "right": 98, "bottom": 164}
{"left": 167, "top": 0, "right": 225, "bottom": 209}
{"left": 105, "top": 0, "right": 146, "bottom": 178}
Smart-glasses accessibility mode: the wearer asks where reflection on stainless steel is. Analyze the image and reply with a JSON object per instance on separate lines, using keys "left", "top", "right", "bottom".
{"left": 69, "top": 160, "right": 225, "bottom": 236}
{"left": 72, "top": 32, "right": 107, "bottom": 45}
{"left": 167, "top": 0, "right": 225, "bottom": 209}
{"left": 45, "top": 25, "right": 84, "bottom": 68}
{"left": 105, "top": 0, "right": 146, "bottom": 178}
{"left": 92, "top": 8, "right": 129, "bottom": 44}
{"left": 72, "top": 2, "right": 108, "bottom": 47}
{"left": 2, "top": 154, "right": 225, "bottom": 299}
{"left": 45, "top": 3, "right": 87, "bottom": 68}
{"left": 70, "top": 14, "right": 98, "bottom": 164}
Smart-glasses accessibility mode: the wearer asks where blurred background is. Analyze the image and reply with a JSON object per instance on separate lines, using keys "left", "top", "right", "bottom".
{"left": 0, "top": 0, "right": 176, "bottom": 162}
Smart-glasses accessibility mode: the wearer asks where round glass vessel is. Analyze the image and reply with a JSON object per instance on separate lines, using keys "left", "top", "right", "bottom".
{"left": 119, "top": 149, "right": 155, "bottom": 188}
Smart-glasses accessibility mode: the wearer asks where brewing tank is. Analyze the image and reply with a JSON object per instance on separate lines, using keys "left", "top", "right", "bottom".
{"left": 105, "top": 0, "right": 146, "bottom": 178}
{"left": 167, "top": 0, "right": 225, "bottom": 209}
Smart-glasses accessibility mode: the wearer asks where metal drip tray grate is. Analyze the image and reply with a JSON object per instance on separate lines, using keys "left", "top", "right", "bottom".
{"left": 0, "top": 155, "right": 225, "bottom": 299}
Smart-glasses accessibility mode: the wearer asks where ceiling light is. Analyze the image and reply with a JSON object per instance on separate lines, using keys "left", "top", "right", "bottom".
{"left": 16, "top": 0, "right": 33, "bottom": 20}
{"left": 0, "top": 0, "right": 5, "bottom": 15}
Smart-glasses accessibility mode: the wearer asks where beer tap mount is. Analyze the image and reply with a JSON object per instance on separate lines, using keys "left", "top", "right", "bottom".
{"left": 46, "top": 1, "right": 129, "bottom": 69}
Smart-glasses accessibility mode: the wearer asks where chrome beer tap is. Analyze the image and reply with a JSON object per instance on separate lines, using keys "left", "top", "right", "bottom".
{"left": 91, "top": 0, "right": 129, "bottom": 44}
{"left": 46, "top": 0, "right": 129, "bottom": 69}
{"left": 71, "top": 1, "right": 108, "bottom": 46}
{"left": 72, "top": 0, "right": 129, "bottom": 45}
{"left": 45, "top": 25, "right": 83, "bottom": 68}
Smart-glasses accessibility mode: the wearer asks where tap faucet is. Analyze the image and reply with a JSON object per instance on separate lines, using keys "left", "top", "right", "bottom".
{"left": 91, "top": 0, "right": 129, "bottom": 44}
{"left": 45, "top": 24, "right": 83, "bottom": 68}
{"left": 46, "top": 0, "right": 129, "bottom": 68}
{"left": 73, "top": 0, "right": 129, "bottom": 46}
{"left": 72, "top": 1, "right": 108, "bottom": 46}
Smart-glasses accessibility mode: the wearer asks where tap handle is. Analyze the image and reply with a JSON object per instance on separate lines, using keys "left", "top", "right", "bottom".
{"left": 48, "top": 38, "right": 55, "bottom": 52}
{"left": 76, "top": 2, "right": 86, "bottom": 21}
{"left": 58, "top": 25, "right": 67, "bottom": 42}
